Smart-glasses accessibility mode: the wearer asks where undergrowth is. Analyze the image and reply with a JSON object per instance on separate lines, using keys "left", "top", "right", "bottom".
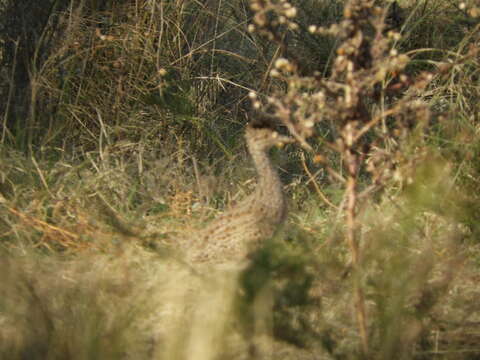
{"left": 0, "top": 0, "right": 479, "bottom": 359}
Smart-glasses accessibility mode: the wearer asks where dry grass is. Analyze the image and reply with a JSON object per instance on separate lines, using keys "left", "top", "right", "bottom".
{"left": 0, "top": 0, "right": 479, "bottom": 359}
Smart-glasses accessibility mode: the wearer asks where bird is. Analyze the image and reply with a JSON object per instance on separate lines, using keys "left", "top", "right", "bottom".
{"left": 183, "top": 122, "right": 293, "bottom": 265}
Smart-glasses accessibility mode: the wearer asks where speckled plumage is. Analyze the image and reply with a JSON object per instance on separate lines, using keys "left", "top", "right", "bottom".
{"left": 186, "top": 125, "right": 292, "bottom": 264}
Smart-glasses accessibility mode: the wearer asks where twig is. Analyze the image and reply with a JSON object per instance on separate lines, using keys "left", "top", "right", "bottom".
{"left": 300, "top": 152, "right": 338, "bottom": 209}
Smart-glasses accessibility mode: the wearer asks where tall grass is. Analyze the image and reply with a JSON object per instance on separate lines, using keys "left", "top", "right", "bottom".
{"left": 0, "top": 0, "right": 479, "bottom": 359}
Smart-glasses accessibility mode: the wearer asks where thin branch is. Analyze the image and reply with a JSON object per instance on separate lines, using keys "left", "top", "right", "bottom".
{"left": 300, "top": 152, "right": 338, "bottom": 209}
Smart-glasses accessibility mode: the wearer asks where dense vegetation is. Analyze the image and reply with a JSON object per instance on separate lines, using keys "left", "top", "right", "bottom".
{"left": 0, "top": 0, "right": 479, "bottom": 359}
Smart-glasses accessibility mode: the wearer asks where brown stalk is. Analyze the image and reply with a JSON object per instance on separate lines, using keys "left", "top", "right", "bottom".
{"left": 344, "top": 144, "right": 369, "bottom": 355}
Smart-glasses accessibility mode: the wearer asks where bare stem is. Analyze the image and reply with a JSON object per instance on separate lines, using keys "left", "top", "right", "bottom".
{"left": 345, "top": 148, "right": 369, "bottom": 356}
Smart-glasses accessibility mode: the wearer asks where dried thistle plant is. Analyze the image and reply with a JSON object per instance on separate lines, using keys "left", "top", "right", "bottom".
{"left": 246, "top": 0, "right": 447, "bottom": 355}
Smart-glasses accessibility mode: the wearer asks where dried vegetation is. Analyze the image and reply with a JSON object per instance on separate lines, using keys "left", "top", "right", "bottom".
{"left": 0, "top": 0, "right": 479, "bottom": 359}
